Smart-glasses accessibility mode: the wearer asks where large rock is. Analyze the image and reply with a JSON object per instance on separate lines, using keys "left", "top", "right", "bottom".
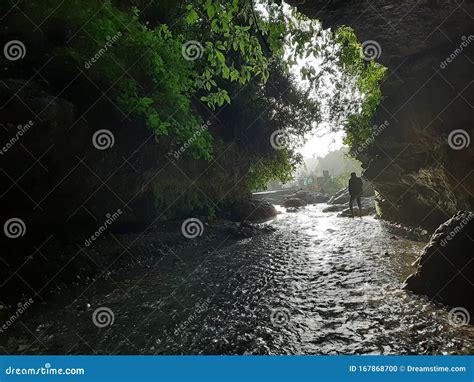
{"left": 288, "top": 0, "right": 474, "bottom": 229}
{"left": 328, "top": 184, "right": 375, "bottom": 205}
{"left": 283, "top": 198, "right": 307, "bottom": 208}
{"left": 404, "top": 211, "right": 474, "bottom": 322}
{"left": 328, "top": 188, "right": 350, "bottom": 205}
{"left": 338, "top": 197, "right": 376, "bottom": 217}
{"left": 255, "top": 189, "right": 329, "bottom": 205}
{"left": 322, "top": 196, "right": 376, "bottom": 216}
{"left": 287, "top": 190, "right": 329, "bottom": 204}
{"left": 231, "top": 199, "right": 277, "bottom": 222}
{"left": 322, "top": 204, "right": 346, "bottom": 213}
{"left": 252, "top": 189, "right": 296, "bottom": 205}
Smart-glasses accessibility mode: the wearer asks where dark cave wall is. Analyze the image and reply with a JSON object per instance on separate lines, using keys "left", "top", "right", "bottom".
{"left": 0, "top": 79, "right": 164, "bottom": 238}
{"left": 288, "top": 0, "right": 474, "bottom": 229}
{"left": 1, "top": 0, "right": 473, "bottom": 244}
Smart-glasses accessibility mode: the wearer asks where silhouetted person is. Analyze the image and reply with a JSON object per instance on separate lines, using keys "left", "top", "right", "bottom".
{"left": 348, "top": 172, "right": 362, "bottom": 218}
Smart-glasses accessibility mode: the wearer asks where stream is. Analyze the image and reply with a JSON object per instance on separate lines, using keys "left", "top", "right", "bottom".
{"left": 3, "top": 204, "right": 474, "bottom": 354}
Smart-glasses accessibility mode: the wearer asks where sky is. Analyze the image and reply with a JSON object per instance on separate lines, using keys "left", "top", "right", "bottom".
{"left": 271, "top": 2, "right": 347, "bottom": 159}
{"left": 298, "top": 129, "right": 344, "bottom": 158}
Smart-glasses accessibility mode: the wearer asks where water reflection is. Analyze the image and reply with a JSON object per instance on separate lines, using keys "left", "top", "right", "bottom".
{"left": 4, "top": 204, "right": 474, "bottom": 354}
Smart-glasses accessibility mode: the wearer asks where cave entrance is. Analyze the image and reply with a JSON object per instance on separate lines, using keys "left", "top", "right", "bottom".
{"left": 256, "top": 1, "right": 384, "bottom": 194}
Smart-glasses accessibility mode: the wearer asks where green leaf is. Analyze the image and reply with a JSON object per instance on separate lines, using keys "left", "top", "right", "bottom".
{"left": 206, "top": 4, "right": 215, "bottom": 19}
{"left": 186, "top": 9, "right": 199, "bottom": 25}
{"left": 215, "top": 50, "right": 225, "bottom": 65}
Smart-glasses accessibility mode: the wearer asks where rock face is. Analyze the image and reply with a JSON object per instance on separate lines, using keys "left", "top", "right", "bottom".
{"left": 404, "top": 211, "right": 474, "bottom": 321}
{"left": 0, "top": 79, "right": 166, "bottom": 239}
{"left": 231, "top": 199, "right": 278, "bottom": 222}
{"left": 288, "top": 0, "right": 474, "bottom": 229}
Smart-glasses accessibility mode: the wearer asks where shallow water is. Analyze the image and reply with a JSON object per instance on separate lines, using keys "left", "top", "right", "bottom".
{"left": 3, "top": 204, "right": 474, "bottom": 354}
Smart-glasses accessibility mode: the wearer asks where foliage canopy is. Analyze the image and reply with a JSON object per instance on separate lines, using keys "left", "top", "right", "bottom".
{"left": 6, "top": 0, "right": 386, "bottom": 213}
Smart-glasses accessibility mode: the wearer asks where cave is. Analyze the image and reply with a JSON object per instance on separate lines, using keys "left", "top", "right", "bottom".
{"left": 0, "top": 0, "right": 473, "bottom": 358}
{"left": 286, "top": 0, "right": 474, "bottom": 229}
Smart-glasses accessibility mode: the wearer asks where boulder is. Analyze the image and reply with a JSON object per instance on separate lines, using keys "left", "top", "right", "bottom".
{"left": 322, "top": 204, "right": 346, "bottom": 213}
{"left": 252, "top": 189, "right": 295, "bottom": 205}
{"left": 283, "top": 198, "right": 307, "bottom": 208}
{"left": 328, "top": 183, "right": 375, "bottom": 205}
{"left": 337, "top": 197, "right": 376, "bottom": 217}
{"left": 231, "top": 199, "right": 277, "bottom": 222}
{"left": 287, "top": 191, "right": 329, "bottom": 204}
{"left": 253, "top": 189, "right": 329, "bottom": 206}
{"left": 328, "top": 188, "right": 350, "bottom": 205}
{"left": 403, "top": 211, "right": 474, "bottom": 323}
{"left": 323, "top": 197, "right": 375, "bottom": 216}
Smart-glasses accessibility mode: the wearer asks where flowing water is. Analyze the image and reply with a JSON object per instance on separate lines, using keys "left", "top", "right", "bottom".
{"left": 3, "top": 204, "right": 474, "bottom": 354}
